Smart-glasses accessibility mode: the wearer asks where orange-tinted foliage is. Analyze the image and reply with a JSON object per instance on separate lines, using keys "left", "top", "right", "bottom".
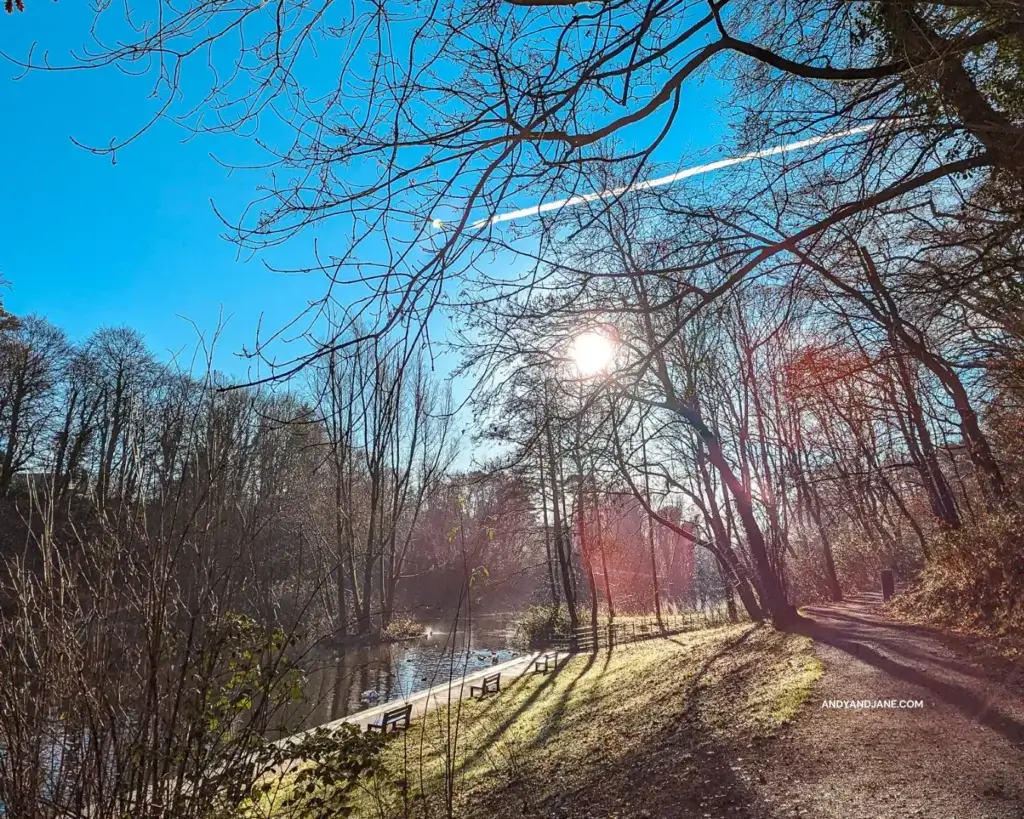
{"left": 783, "top": 343, "right": 873, "bottom": 403}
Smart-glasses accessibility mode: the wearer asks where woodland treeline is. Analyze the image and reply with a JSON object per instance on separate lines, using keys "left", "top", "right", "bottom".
{"left": 0, "top": 309, "right": 712, "bottom": 637}
{"left": 0, "top": 301, "right": 721, "bottom": 813}
{"left": 473, "top": 194, "right": 1024, "bottom": 632}
{"left": 0, "top": 314, "right": 563, "bottom": 637}
{"left": 15, "top": 0, "right": 1015, "bottom": 630}
{"left": 0, "top": 308, "right": 561, "bottom": 814}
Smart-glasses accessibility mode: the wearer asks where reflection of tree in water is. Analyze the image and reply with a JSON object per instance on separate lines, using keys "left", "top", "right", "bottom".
{"left": 329, "top": 652, "right": 347, "bottom": 722}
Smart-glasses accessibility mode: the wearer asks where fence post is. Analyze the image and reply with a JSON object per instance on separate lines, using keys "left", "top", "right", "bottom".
{"left": 881, "top": 569, "right": 895, "bottom": 603}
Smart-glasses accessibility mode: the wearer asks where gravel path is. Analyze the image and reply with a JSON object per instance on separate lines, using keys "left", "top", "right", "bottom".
{"left": 757, "top": 594, "right": 1024, "bottom": 819}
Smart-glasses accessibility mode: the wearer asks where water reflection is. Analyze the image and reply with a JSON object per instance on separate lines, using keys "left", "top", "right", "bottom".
{"left": 277, "top": 617, "right": 517, "bottom": 735}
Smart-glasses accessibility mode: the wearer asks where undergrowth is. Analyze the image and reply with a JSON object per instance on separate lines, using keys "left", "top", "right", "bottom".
{"left": 890, "top": 512, "right": 1024, "bottom": 638}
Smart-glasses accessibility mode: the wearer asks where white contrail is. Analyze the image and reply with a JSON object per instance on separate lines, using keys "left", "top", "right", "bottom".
{"left": 468, "top": 123, "right": 878, "bottom": 229}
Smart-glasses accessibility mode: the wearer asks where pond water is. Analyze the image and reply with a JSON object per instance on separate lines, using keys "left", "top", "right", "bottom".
{"left": 275, "top": 615, "right": 519, "bottom": 735}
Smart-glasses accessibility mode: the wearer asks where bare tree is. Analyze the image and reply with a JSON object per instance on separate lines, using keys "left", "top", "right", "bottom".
{"left": 0, "top": 315, "right": 68, "bottom": 494}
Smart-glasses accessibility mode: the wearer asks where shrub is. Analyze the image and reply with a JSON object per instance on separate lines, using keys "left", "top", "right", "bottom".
{"left": 513, "top": 604, "right": 573, "bottom": 648}
{"left": 252, "top": 724, "right": 383, "bottom": 817}
{"left": 380, "top": 615, "right": 422, "bottom": 642}
{"left": 891, "top": 512, "right": 1024, "bottom": 635}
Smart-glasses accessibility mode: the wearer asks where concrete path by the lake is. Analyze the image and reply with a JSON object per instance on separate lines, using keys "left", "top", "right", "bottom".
{"left": 282, "top": 650, "right": 551, "bottom": 742}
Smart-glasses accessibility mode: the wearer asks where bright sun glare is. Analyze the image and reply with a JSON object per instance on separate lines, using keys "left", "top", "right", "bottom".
{"left": 570, "top": 331, "right": 617, "bottom": 376}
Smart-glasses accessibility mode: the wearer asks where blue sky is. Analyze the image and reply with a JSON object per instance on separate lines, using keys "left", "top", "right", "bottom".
{"left": 0, "top": 2, "right": 330, "bottom": 377}
{"left": 1, "top": 3, "right": 730, "bottom": 382}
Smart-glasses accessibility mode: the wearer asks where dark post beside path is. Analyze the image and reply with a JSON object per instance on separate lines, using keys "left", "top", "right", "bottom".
{"left": 880, "top": 569, "right": 895, "bottom": 603}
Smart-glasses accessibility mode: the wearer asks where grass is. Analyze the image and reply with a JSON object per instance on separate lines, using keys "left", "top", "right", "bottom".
{"left": 269, "top": 623, "right": 822, "bottom": 819}
{"left": 752, "top": 636, "right": 824, "bottom": 726}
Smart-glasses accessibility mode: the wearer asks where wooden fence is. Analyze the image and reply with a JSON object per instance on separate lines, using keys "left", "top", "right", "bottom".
{"left": 542, "top": 608, "right": 735, "bottom": 653}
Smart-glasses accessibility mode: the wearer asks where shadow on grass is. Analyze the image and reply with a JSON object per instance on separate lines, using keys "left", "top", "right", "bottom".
{"left": 522, "top": 648, "right": 616, "bottom": 751}
{"left": 364, "top": 627, "right": 813, "bottom": 819}
{"left": 464, "top": 630, "right": 788, "bottom": 819}
{"left": 418, "top": 655, "right": 579, "bottom": 777}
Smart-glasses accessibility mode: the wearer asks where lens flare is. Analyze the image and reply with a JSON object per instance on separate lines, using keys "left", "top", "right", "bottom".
{"left": 570, "top": 332, "right": 616, "bottom": 376}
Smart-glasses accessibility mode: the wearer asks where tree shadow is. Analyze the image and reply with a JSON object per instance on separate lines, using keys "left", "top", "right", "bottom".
{"left": 523, "top": 629, "right": 756, "bottom": 752}
{"left": 815, "top": 625, "right": 1003, "bottom": 684}
{"left": 522, "top": 650, "right": 608, "bottom": 751}
{"left": 808, "top": 606, "right": 948, "bottom": 637}
{"left": 466, "top": 630, "right": 784, "bottom": 819}
{"left": 788, "top": 615, "right": 1024, "bottom": 747}
{"left": 528, "top": 629, "right": 763, "bottom": 766}
{"left": 374, "top": 661, "right": 578, "bottom": 814}
{"left": 808, "top": 607, "right": 1021, "bottom": 678}
{"left": 444, "top": 654, "right": 582, "bottom": 772}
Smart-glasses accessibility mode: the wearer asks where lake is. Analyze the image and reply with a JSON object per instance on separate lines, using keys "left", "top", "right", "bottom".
{"left": 275, "top": 615, "right": 519, "bottom": 735}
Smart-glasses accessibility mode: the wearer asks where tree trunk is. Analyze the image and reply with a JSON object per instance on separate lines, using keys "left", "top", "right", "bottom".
{"left": 679, "top": 403, "right": 795, "bottom": 627}
{"left": 859, "top": 247, "right": 1012, "bottom": 509}
{"left": 882, "top": 1, "right": 1024, "bottom": 188}
{"left": 545, "top": 417, "right": 578, "bottom": 630}
{"left": 890, "top": 349, "right": 960, "bottom": 530}
{"left": 593, "top": 495, "right": 615, "bottom": 622}
{"left": 575, "top": 486, "right": 600, "bottom": 646}
{"left": 538, "top": 446, "right": 561, "bottom": 611}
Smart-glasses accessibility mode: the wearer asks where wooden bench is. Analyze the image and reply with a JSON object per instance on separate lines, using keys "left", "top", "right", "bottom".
{"left": 365, "top": 703, "right": 412, "bottom": 733}
{"left": 533, "top": 651, "right": 559, "bottom": 674}
{"left": 470, "top": 672, "right": 501, "bottom": 699}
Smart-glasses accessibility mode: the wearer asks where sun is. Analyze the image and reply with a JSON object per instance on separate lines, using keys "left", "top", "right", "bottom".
{"left": 569, "top": 331, "right": 617, "bottom": 376}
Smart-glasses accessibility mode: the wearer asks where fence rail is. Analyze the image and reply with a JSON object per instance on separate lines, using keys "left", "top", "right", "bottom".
{"left": 541, "top": 608, "right": 735, "bottom": 653}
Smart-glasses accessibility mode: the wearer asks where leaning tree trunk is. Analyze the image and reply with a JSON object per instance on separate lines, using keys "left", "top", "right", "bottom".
{"left": 680, "top": 403, "right": 795, "bottom": 627}
{"left": 696, "top": 452, "right": 766, "bottom": 622}
{"left": 860, "top": 247, "right": 1013, "bottom": 510}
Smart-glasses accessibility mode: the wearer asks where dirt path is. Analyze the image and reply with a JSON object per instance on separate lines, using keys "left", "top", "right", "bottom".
{"left": 757, "top": 594, "right": 1024, "bottom": 818}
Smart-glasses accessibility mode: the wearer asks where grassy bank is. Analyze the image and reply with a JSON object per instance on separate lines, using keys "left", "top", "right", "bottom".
{"left": 258, "top": 623, "right": 822, "bottom": 818}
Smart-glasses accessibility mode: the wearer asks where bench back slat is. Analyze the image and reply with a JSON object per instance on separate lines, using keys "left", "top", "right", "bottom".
{"left": 471, "top": 673, "right": 501, "bottom": 697}
{"left": 378, "top": 704, "right": 412, "bottom": 724}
